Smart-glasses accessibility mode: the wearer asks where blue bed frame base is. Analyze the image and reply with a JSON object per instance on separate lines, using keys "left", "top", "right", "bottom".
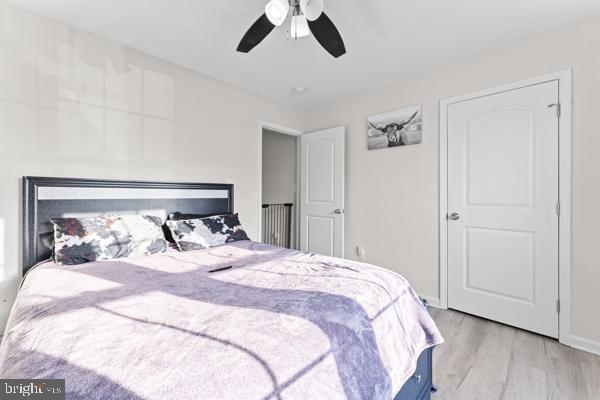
{"left": 393, "top": 347, "right": 435, "bottom": 400}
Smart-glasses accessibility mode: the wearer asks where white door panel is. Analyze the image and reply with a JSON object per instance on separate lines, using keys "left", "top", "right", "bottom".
{"left": 300, "top": 126, "right": 345, "bottom": 257}
{"left": 447, "top": 81, "right": 559, "bottom": 338}
{"left": 307, "top": 139, "right": 335, "bottom": 203}
{"left": 465, "top": 107, "right": 534, "bottom": 206}
{"left": 307, "top": 216, "right": 334, "bottom": 255}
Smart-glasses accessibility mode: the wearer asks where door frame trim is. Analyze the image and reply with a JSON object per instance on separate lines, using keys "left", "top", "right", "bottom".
{"left": 438, "top": 69, "right": 572, "bottom": 345}
{"left": 257, "top": 121, "right": 304, "bottom": 248}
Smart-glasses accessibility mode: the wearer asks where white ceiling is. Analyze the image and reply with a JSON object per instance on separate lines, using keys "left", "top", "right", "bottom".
{"left": 6, "top": 0, "right": 600, "bottom": 109}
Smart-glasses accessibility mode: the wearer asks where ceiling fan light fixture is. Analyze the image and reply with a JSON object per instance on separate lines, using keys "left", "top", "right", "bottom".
{"left": 299, "top": 0, "right": 324, "bottom": 21}
{"left": 238, "top": 0, "right": 346, "bottom": 58}
{"left": 291, "top": 13, "right": 310, "bottom": 39}
{"left": 265, "top": 0, "right": 289, "bottom": 26}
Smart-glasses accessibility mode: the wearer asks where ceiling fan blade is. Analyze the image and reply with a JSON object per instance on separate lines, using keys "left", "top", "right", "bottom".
{"left": 307, "top": 12, "right": 346, "bottom": 58}
{"left": 237, "top": 13, "right": 276, "bottom": 53}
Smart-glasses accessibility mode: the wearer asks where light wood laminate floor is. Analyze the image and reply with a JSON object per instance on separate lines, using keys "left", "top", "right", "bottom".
{"left": 430, "top": 308, "right": 600, "bottom": 400}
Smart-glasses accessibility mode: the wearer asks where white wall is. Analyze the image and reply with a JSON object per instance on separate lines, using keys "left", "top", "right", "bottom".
{"left": 0, "top": 2, "right": 305, "bottom": 329}
{"left": 262, "top": 129, "right": 297, "bottom": 205}
{"left": 305, "top": 17, "right": 600, "bottom": 349}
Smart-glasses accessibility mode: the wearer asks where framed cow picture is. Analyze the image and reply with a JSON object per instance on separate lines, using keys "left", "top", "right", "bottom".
{"left": 367, "top": 105, "right": 422, "bottom": 150}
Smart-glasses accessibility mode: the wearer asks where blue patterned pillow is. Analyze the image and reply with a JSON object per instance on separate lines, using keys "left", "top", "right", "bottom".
{"left": 51, "top": 215, "right": 167, "bottom": 265}
{"left": 166, "top": 214, "right": 250, "bottom": 251}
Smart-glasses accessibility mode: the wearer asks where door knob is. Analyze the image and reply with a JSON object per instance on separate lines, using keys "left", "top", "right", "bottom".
{"left": 447, "top": 212, "right": 460, "bottom": 221}
{"left": 334, "top": 209, "right": 343, "bottom": 214}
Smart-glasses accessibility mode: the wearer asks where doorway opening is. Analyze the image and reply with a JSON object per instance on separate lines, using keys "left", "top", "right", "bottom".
{"left": 260, "top": 126, "right": 301, "bottom": 249}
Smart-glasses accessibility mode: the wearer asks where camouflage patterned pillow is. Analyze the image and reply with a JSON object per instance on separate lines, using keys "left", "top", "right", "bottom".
{"left": 166, "top": 213, "right": 250, "bottom": 251}
{"left": 51, "top": 215, "right": 168, "bottom": 265}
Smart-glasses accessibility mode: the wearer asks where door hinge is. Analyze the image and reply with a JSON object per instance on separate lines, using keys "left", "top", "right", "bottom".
{"left": 548, "top": 103, "right": 561, "bottom": 118}
{"left": 556, "top": 300, "right": 561, "bottom": 313}
{"left": 556, "top": 201, "right": 561, "bottom": 216}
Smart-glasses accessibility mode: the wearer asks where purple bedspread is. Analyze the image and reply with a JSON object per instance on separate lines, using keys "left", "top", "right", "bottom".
{"left": 0, "top": 241, "right": 442, "bottom": 400}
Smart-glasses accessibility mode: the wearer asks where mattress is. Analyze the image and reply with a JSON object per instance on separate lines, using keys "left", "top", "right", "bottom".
{"left": 0, "top": 241, "right": 443, "bottom": 400}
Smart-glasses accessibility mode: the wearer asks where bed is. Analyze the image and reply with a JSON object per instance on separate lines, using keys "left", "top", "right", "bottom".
{"left": 0, "top": 177, "right": 443, "bottom": 400}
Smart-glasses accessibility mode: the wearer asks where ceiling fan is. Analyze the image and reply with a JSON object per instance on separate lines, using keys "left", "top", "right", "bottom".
{"left": 237, "top": 0, "right": 346, "bottom": 58}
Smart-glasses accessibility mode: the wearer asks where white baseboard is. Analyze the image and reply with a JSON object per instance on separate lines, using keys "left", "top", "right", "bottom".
{"left": 566, "top": 335, "right": 600, "bottom": 356}
{"left": 419, "top": 295, "right": 442, "bottom": 309}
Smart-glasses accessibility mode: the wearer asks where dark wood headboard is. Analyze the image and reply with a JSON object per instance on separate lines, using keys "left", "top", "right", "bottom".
{"left": 22, "top": 176, "right": 234, "bottom": 274}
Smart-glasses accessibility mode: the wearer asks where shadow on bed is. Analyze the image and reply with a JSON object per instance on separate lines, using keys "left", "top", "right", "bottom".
{"left": 21, "top": 252, "right": 402, "bottom": 400}
{"left": 96, "top": 306, "right": 332, "bottom": 400}
{"left": 247, "top": 268, "right": 413, "bottom": 322}
{"left": 3, "top": 350, "right": 143, "bottom": 400}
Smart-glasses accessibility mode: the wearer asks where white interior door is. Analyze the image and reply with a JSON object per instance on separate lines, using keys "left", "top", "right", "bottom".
{"left": 300, "top": 126, "right": 345, "bottom": 257}
{"left": 447, "top": 81, "right": 559, "bottom": 338}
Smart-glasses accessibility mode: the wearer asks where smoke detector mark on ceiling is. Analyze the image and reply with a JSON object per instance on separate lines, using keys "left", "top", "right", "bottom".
{"left": 292, "top": 86, "right": 307, "bottom": 94}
